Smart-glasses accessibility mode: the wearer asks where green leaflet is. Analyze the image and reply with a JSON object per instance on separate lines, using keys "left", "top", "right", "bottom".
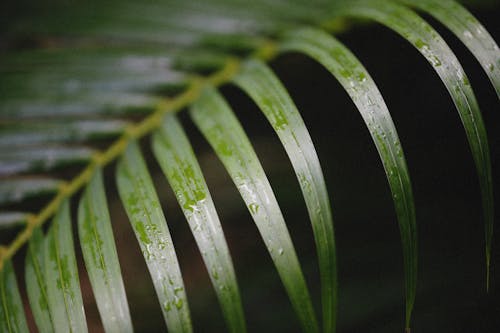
{"left": 116, "top": 141, "right": 192, "bottom": 333}
{"left": 44, "top": 200, "right": 88, "bottom": 333}
{"left": 0, "top": 178, "right": 61, "bottom": 205}
{"left": 190, "top": 87, "right": 318, "bottom": 333}
{"left": 0, "top": 120, "right": 128, "bottom": 147}
{"left": 172, "top": 51, "right": 230, "bottom": 74}
{"left": 0, "top": 49, "right": 183, "bottom": 101}
{"left": 78, "top": 169, "right": 133, "bottom": 333}
{"left": 0, "top": 93, "right": 158, "bottom": 120}
{"left": 152, "top": 114, "right": 246, "bottom": 333}
{"left": 280, "top": 27, "right": 417, "bottom": 329}
{"left": 398, "top": 0, "right": 500, "bottom": 99}
{"left": 233, "top": 59, "right": 337, "bottom": 333}
{"left": 0, "top": 260, "right": 29, "bottom": 333}
{"left": 338, "top": 0, "right": 494, "bottom": 291}
{"left": 0, "top": 212, "right": 29, "bottom": 230}
{"left": 0, "top": 146, "right": 94, "bottom": 177}
{"left": 25, "top": 227, "right": 54, "bottom": 333}
{"left": 197, "top": 33, "right": 262, "bottom": 54}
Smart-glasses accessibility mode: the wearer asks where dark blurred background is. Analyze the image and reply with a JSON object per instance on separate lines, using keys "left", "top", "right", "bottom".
{"left": 2, "top": 2, "right": 500, "bottom": 333}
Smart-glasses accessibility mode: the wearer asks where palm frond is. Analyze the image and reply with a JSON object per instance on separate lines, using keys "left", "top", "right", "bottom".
{"left": 0, "top": 0, "right": 498, "bottom": 332}
{"left": 78, "top": 170, "right": 133, "bottom": 333}
{"left": 190, "top": 87, "right": 318, "bottom": 333}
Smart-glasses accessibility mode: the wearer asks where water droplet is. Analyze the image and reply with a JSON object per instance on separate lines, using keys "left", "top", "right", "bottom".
{"left": 143, "top": 245, "right": 154, "bottom": 260}
{"left": 164, "top": 301, "right": 172, "bottom": 312}
{"left": 488, "top": 63, "right": 495, "bottom": 72}
{"left": 357, "top": 72, "right": 367, "bottom": 82}
{"left": 278, "top": 248, "right": 284, "bottom": 256}
{"left": 174, "top": 296, "right": 183, "bottom": 309}
{"left": 463, "top": 30, "right": 473, "bottom": 39}
{"left": 248, "top": 203, "right": 260, "bottom": 215}
{"left": 415, "top": 39, "right": 427, "bottom": 50}
{"left": 429, "top": 56, "right": 442, "bottom": 67}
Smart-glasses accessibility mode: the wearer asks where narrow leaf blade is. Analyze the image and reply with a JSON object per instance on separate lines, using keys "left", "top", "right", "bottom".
{"left": 281, "top": 26, "right": 417, "bottom": 329}
{"left": 152, "top": 114, "right": 246, "bottom": 333}
{"left": 44, "top": 200, "right": 88, "bottom": 333}
{"left": 0, "top": 119, "right": 128, "bottom": 148}
{"left": 0, "top": 260, "right": 29, "bottom": 333}
{"left": 339, "top": 0, "right": 494, "bottom": 292}
{"left": 78, "top": 169, "right": 133, "bottom": 333}
{"left": 0, "top": 212, "right": 29, "bottom": 230}
{"left": 0, "top": 146, "right": 94, "bottom": 177}
{"left": 233, "top": 59, "right": 337, "bottom": 333}
{"left": 398, "top": 0, "right": 500, "bottom": 98}
{"left": 0, "top": 178, "right": 62, "bottom": 205}
{"left": 116, "top": 141, "right": 192, "bottom": 333}
{"left": 25, "top": 227, "right": 55, "bottom": 333}
{"left": 190, "top": 87, "right": 318, "bottom": 333}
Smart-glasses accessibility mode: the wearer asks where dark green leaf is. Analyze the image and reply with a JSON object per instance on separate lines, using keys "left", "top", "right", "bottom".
{"left": 0, "top": 212, "right": 29, "bottom": 230}
{"left": 116, "top": 141, "right": 192, "bottom": 333}
{"left": 190, "top": 87, "right": 318, "bottom": 333}
{"left": 152, "top": 114, "right": 246, "bottom": 333}
{"left": 78, "top": 169, "right": 133, "bottom": 333}
{"left": 25, "top": 227, "right": 54, "bottom": 333}
{"left": 44, "top": 200, "right": 88, "bottom": 332}
{"left": 0, "top": 178, "right": 62, "bottom": 205}
{"left": 0, "top": 120, "right": 128, "bottom": 147}
{"left": 0, "top": 260, "right": 29, "bottom": 333}
{"left": 0, "top": 146, "right": 94, "bottom": 176}
{"left": 398, "top": 0, "right": 500, "bottom": 98}
{"left": 281, "top": 26, "right": 417, "bottom": 329}
{"left": 337, "top": 0, "right": 494, "bottom": 292}
{"left": 233, "top": 59, "right": 337, "bottom": 333}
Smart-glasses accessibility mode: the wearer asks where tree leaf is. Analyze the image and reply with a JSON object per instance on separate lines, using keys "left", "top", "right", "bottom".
{"left": 0, "top": 212, "right": 29, "bottom": 230}
{"left": 44, "top": 200, "right": 88, "bottom": 333}
{"left": 337, "top": 0, "right": 494, "bottom": 291}
{"left": 78, "top": 169, "right": 133, "bottom": 333}
{"left": 398, "top": 0, "right": 500, "bottom": 98}
{"left": 0, "top": 120, "right": 128, "bottom": 147}
{"left": 233, "top": 59, "right": 337, "bottom": 333}
{"left": 152, "top": 113, "right": 246, "bottom": 333}
{"left": 116, "top": 141, "right": 192, "bottom": 333}
{"left": 0, "top": 260, "right": 29, "bottom": 333}
{"left": 190, "top": 87, "right": 319, "bottom": 333}
{"left": 0, "top": 178, "right": 62, "bottom": 205}
{"left": 0, "top": 93, "right": 159, "bottom": 120}
{"left": 0, "top": 146, "right": 94, "bottom": 176}
{"left": 25, "top": 227, "right": 55, "bottom": 333}
{"left": 280, "top": 26, "right": 417, "bottom": 329}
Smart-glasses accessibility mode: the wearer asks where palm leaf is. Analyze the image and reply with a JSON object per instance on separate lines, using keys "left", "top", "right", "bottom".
{"left": 0, "top": 260, "right": 29, "bottom": 333}
{"left": 78, "top": 169, "right": 133, "bottom": 333}
{"left": 190, "top": 87, "right": 318, "bottom": 333}
{"left": 152, "top": 114, "right": 246, "bottom": 333}
{"left": 44, "top": 200, "right": 88, "bottom": 332}
{"left": 335, "top": 0, "right": 494, "bottom": 290}
{"left": 116, "top": 142, "right": 192, "bottom": 333}
{"left": 233, "top": 59, "right": 337, "bottom": 333}
{"left": 0, "top": 0, "right": 498, "bottom": 332}
{"left": 25, "top": 227, "right": 54, "bottom": 333}
{"left": 280, "top": 27, "right": 417, "bottom": 328}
